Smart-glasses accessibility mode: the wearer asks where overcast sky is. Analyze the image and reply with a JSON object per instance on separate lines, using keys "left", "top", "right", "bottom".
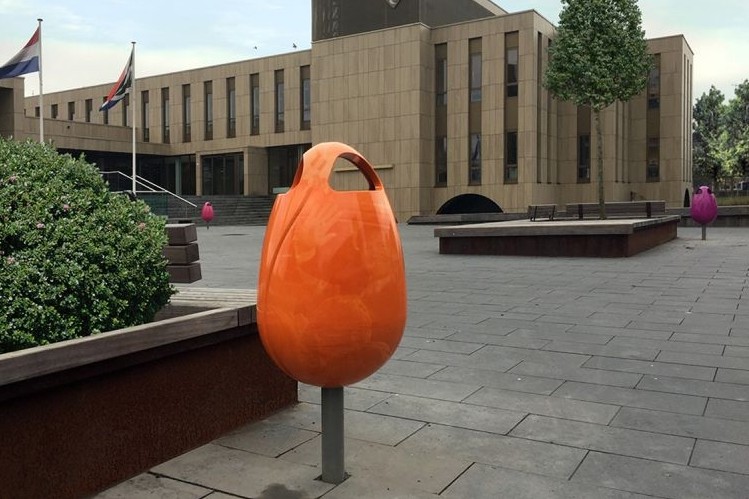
{"left": 2, "top": 0, "right": 747, "bottom": 102}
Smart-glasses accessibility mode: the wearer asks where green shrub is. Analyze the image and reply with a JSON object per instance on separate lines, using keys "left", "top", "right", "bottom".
{"left": 0, "top": 138, "right": 175, "bottom": 353}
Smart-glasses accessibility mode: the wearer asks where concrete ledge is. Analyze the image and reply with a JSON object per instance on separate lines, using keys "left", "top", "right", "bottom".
{"left": 435, "top": 216, "right": 680, "bottom": 257}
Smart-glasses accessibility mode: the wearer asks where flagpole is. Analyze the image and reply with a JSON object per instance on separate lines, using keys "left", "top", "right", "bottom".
{"left": 131, "top": 41, "right": 136, "bottom": 194}
{"left": 37, "top": 18, "right": 44, "bottom": 143}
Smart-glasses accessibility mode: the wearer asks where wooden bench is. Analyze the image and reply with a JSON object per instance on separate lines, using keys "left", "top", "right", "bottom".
{"left": 528, "top": 204, "right": 557, "bottom": 221}
{"left": 565, "top": 201, "right": 666, "bottom": 219}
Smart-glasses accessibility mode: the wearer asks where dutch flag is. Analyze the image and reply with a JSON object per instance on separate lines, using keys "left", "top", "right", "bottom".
{"left": 0, "top": 27, "right": 41, "bottom": 80}
{"left": 100, "top": 47, "right": 134, "bottom": 112}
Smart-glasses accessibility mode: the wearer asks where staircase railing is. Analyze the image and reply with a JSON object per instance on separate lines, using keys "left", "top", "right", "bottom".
{"left": 101, "top": 171, "right": 198, "bottom": 219}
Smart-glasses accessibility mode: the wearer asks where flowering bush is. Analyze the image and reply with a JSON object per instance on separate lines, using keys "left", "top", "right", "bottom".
{"left": 0, "top": 138, "right": 175, "bottom": 353}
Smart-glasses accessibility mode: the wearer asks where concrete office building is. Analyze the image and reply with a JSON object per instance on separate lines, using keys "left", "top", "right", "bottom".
{"left": 3, "top": 0, "right": 693, "bottom": 220}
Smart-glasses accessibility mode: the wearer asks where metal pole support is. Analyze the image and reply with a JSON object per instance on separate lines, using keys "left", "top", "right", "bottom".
{"left": 702, "top": 224, "right": 707, "bottom": 241}
{"left": 321, "top": 387, "right": 346, "bottom": 484}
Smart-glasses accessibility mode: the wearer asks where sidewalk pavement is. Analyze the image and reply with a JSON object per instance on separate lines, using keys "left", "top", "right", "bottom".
{"left": 98, "top": 224, "right": 749, "bottom": 498}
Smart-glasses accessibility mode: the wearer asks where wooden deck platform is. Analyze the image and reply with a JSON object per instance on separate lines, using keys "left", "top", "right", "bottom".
{"left": 435, "top": 216, "right": 681, "bottom": 257}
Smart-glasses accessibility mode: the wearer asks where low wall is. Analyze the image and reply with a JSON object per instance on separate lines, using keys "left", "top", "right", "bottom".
{"left": 0, "top": 290, "right": 296, "bottom": 499}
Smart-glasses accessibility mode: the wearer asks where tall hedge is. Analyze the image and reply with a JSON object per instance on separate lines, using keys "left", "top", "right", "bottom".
{"left": 0, "top": 138, "right": 175, "bottom": 354}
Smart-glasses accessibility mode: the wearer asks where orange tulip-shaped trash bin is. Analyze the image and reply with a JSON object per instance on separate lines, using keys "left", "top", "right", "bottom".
{"left": 257, "top": 142, "right": 407, "bottom": 483}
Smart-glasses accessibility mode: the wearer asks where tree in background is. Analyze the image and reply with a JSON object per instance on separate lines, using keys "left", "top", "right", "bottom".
{"left": 693, "top": 86, "right": 727, "bottom": 185}
{"left": 725, "top": 80, "right": 749, "bottom": 180}
{"left": 545, "top": 0, "right": 652, "bottom": 219}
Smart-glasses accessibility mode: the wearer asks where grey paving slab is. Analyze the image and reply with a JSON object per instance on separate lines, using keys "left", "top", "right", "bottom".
{"left": 554, "top": 380, "right": 707, "bottom": 415}
{"left": 571, "top": 451, "right": 749, "bottom": 499}
{"left": 508, "top": 328, "right": 614, "bottom": 345}
{"left": 265, "top": 401, "right": 424, "bottom": 446}
{"left": 403, "top": 349, "right": 521, "bottom": 372}
{"left": 93, "top": 473, "right": 212, "bottom": 499}
{"left": 704, "top": 398, "right": 749, "bottom": 422}
{"left": 402, "top": 325, "right": 458, "bottom": 339}
{"left": 429, "top": 365, "right": 564, "bottom": 395}
{"left": 611, "top": 407, "right": 749, "bottom": 445}
{"left": 398, "top": 336, "right": 484, "bottom": 354}
{"left": 445, "top": 330, "right": 550, "bottom": 349}
{"left": 637, "top": 375, "right": 749, "bottom": 401}
{"left": 297, "top": 384, "right": 393, "bottom": 411}
{"left": 510, "top": 414, "right": 694, "bottom": 464}
{"left": 568, "top": 324, "right": 673, "bottom": 340}
{"left": 352, "top": 372, "right": 481, "bottom": 402}
{"left": 368, "top": 393, "right": 525, "bottom": 435}
{"left": 318, "top": 476, "right": 440, "bottom": 499}
{"left": 470, "top": 344, "right": 591, "bottom": 368}
{"left": 378, "top": 358, "right": 446, "bottom": 378}
{"left": 607, "top": 335, "right": 725, "bottom": 355}
{"left": 582, "top": 356, "right": 716, "bottom": 380}
{"left": 214, "top": 420, "right": 318, "bottom": 458}
{"left": 541, "top": 340, "right": 660, "bottom": 361}
{"left": 691, "top": 440, "right": 749, "bottom": 475}
{"left": 442, "top": 463, "right": 651, "bottom": 499}
{"left": 281, "top": 435, "right": 471, "bottom": 494}
{"left": 725, "top": 345, "right": 749, "bottom": 358}
{"left": 657, "top": 350, "right": 749, "bottom": 370}
{"left": 397, "top": 424, "right": 587, "bottom": 479}
{"left": 671, "top": 332, "right": 749, "bottom": 347}
{"left": 151, "top": 444, "right": 333, "bottom": 498}
{"left": 509, "top": 361, "right": 642, "bottom": 388}
{"left": 465, "top": 386, "right": 619, "bottom": 424}
{"left": 716, "top": 367, "right": 749, "bottom": 385}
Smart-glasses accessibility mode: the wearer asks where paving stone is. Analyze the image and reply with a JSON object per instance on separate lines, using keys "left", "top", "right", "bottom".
{"left": 281, "top": 435, "right": 471, "bottom": 494}
{"left": 611, "top": 407, "right": 749, "bottom": 445}
{"left": 569, "top": 324, "right": 673, "bottom": 340}
{"left": 319, "top": 476, "right": 440, "bottom": 499}
{"left": 151, "top": 444, "right": 333, "bottom": 498}
{"left": 691, "top": 440, "right": 749, "bottom": 475}
{"left": 582, "top": 356, "right": 716, "bottom": 380}
{"left": 671, "top": 332, "right": 749, "bottom": 347}
{"left": 214, "top": 421, "right": 318, "bottom": 458}
{"left": 378, "top": 359, "right": 446, "bottom": 378}
{"left": 368, "top": 394, "right": 525, "bottom": 435}
{"left": 352, "top": 372, "right": 481, "bottom": 402}
{"left": 725, "top": 345, "right": 749, "bottom": 358}
{"left": 391, "top": 347, "right": 419, "bottom": 360}
{"left": 716, "top": 368, "right": 749, "bottom": 385}
{"left": 465, "top": 387, "right": 618, "bottom": 424}
{"left": 470, "top": 344, "right": 591, "bottom": 368}
{"left": 477, "top": 317, "right": 571, "bottom": 333}
{"left": 446, "top": 331, "right": 550, "bottom": 349}
{"left": 94, "top": 473, "right": 212, "bottom": 498}
{"left": 541, "top": 341, "right": 660, "bottom": 361}
{"left": 403, "top": 349, "right": 521, "bottom": 372}
{"left": 704, "top": 399, "right": 749, "bottom": 422}
{"left": 637, "top": 375, "right": 749, "bottom": 402}
{"left": 623, "top": 321, "right": 676, "bottom": 333}
{"left": 636, "top": 310, "right": 689, "bottom": 324}
{"left": 398, "top": 336, "right": 485, "bottom": 354}
{"left": 297, "top": 385, "right": 393, "bottom": 411}
{"left": 571, "top": 451, "right": 749, "bottom": 499}
{"left": 403, "top": 326, "right": 459, "bottom": 339}
{"left": 398, "top": 424, "right": 586, "bottom": 479}
{"left": 607, "top": 335, "right": 725, "bottom": 355}
{"left": 657, "top": 351, "right": 749, "bottom": 370}
{"left": 441, "top": 463, "right": 651, "bottom": 499}
{"left": 510, "top": 361, "right": 642, "bottom": 388}
{"left": 554, "top": 381, "right": 706, "bottom": 415}
{"left": 430, "top": 365, "right": 564, "bottom": 395}
{"left": 510, "top": 414, "right": 694, "bottom": 464}
{"left": 508, "top": 329, "right": 614, "bottom": 345}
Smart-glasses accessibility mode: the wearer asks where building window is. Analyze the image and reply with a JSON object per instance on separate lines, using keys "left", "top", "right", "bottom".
{"left": 578, "top": 135, "right": 591, "bottom": 182}
{"left": 506, "top": 46, "right": 519, "bottom": 97}
{"left": 505, "top": 131, "right": 518, "bottom": 182}
{"left": 182, "top": 84, "right": 191, "bottom": 142}
{"left": 67, "top": 101, "right": 75, "bottom": 121}
{"left": 435, "top": 136, "right": 447, "bottom": 186}
{"left": 141, "top": 90, "right": 150, "bottom": 142}
{"left": 250, "top": 73, "right": 260, "bottom": 135}
{"left": 469, "top": 38, "right": 482, "bottom": 102}
{"left": 648, "top": 54, "right": 661, "bottom": 109}
{"left": 204, "top": 81, "right": 213, "bottom": 140}
{"left": 300, "top": 65, "right": 311, "bottom": 130}
{"left": 34, "top": 106, "right": 40, "bottom": 117}
{"left": 647, "top": 137, "right": 660, "bottom": 180}
{"left": 226, "top": 77, "right": 236, "bottom": 138}
{"left": 275, "top": 69, "right": 285, "bottom": 133}
{"left": 469, "top": 133, "right": 481, "bottom": 184}
{"left": 85, "top": 99, "right": 93, "bottom": 123}
{"left": 161, "top": 87, "right": 170, "bottom": 143}
{"left": 201, "top": 153, "right": 244, "bottom": 195}
{"left": 436, "top": 44, "right": 447, "bottom": 107}
{"left": 101, "top": 97, "right": 109, "bottom": 125}
{"left": 51, "top": 104, "right": 58, "bottom": 119}
{"left": 122, "top": 94, "right": 129, "bottom": 127}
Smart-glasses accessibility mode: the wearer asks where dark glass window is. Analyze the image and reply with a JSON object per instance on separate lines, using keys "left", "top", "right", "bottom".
{"left": 506, "top": 47, "right": 519, "bottom": 97}
{"left": 469, "top": 38, "right": 482, "bottom": 102}
{"left": 34, "top": 106, "right": 40, "bottom": 117}
{"left": 227, "top": 77, "right": 236, "bottom": 138}
{"left": 102, "top": 97, "right": 108, "bottom": 124}
{"left": 201, "top": 153, "right": 244, "bottom": 195}
{"left": 505, "top": 131, "right": 518, "bottom": 182}
{"left": 85, "top": 99, "right": 93, "bottom": 123}
{"left": 647, "top": 137, "right": 660, "bottom": 180}
{"left": 435, "top": 136, "right": 447, "bottom": 186}
{"left": 204, "top": 80, "right": 213, "bottom": 140}
{"left": 275, "top": 69, "right": 285, "bottom": 133}
{"left": 436, "top": 44, "right": 447, "bottom": 106}
{"left": 250, "top": 73, "right": 260, "bottom": 135}
{"left": 51, "top": 103, "right": 58, "bottom": 119}
{"left": 122, "top": 94, "right": 129, "bottom": 127}
{"left": 141, "top": 90, "right": 149, "bottom": 142}
{"left": 648, "top": 54, "right": 661, "bottom": 109}
{"left": 67, "top": 101, "right": 75, "bottom": 121}
{"left": 182, "top": 84, "right": 191, "bottom": 142}
{"left": 301, "top": 65, "right": 311, "bottom": 130}
{"left": 161, "top": 87, "right": 170, "bottom": 143}
{"left": 469, "top": 133, "right": 481, "bottom": 184}
{"left": 578, "top": 134, "right": 591, "bottom": 182}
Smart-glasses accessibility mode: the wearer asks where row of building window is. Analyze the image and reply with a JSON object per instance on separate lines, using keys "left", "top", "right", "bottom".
{"left": 36, "top": 67, "right": 312, "bottom": 143}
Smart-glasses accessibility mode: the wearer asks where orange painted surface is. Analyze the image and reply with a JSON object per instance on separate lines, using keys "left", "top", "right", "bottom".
{"left": 257, "top": 142, "right": 407, "bottom": 387}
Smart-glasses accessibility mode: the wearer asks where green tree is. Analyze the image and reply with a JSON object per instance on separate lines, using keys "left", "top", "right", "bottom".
{"left": 545, "top": 0, "right": 652, "bottom": 218}
{"left": 692, "top": 86, "right": 726, "bottom": 185}
{"left": 725, "top": 80, "right": 749, "bottom": 179}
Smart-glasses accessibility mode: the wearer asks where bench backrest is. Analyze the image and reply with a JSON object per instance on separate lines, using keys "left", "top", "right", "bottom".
{"left": 565, "top": 201, "right": 666, "bottom": 219}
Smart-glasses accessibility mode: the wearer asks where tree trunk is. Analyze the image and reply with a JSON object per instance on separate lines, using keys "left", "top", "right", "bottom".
{"left": 595, "top": 109, "right": 606, "bottom": 219}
